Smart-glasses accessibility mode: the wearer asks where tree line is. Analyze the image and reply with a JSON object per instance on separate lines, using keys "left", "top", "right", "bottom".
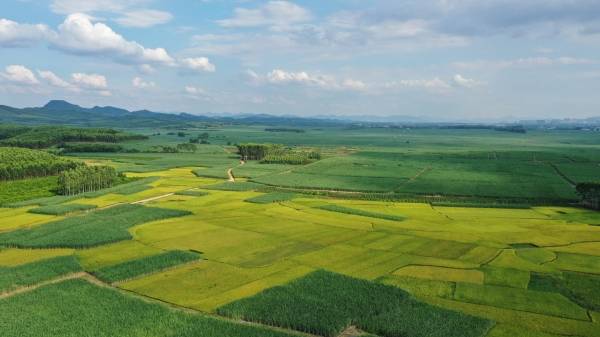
{"left": 58, "top": 165, "right": 122, "bottom": 195}
{"left": 576, "top": 182, "right": 600, "bottom": 210}
{"left": 236, "top": 143, "right": 321, "bottom": 164}
{"left": 0, "top": 125, "right": 147, "bottom": 148}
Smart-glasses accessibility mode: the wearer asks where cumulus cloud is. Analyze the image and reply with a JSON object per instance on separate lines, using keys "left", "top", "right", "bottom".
{"left": 0, "top": 19, "right": 52, "bottom": 47}
{"left": 180, "top": 57, "right": 216, "bottom": 73}
{"left": 115, "top": 10, "right": 173, "bottom": 28}
{"left": 218, "top": 1, "right": 312, "bottom": 28}
{"left": 1, "top": 65, "right": 39, "bottom": 85}
{"left": 71, "top": 72, "right": 110, "bottom": 96}
{"left": 132, "top": 76, "right": 155, "bottom": 88}
{"left": 250, "top": 69, "right": 367, "bottom": 92}
{"left": 38, "top": 70, "right": 72, "bottom": 88}
{"left": 453, "top": 74, "right": 483, "bottom": 88}
{"left": 51, "top": 14, "right": 175, "bottom": 66}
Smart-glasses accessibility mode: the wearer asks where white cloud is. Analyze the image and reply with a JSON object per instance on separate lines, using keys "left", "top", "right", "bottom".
{"left": 250, "top": 69, "right": 367, "bottom": 92}
{"left": 0, "top": 19, "right": 51, "bottom": 47}
{"left": 71, "top": 72, "right": 108, "bottom": 89}
{"left": 50, "top": 0, "right": 147, "bottom": 14}
{"left": 184, "top": 86, "right": 206, "bottom": 95}
{"left": 115, "top": 10, "right": 173, "bottom": 28}
{"left": 51, "top": 13, "right": 175, "bottom": 65}
{"left": 453, "top": 74, "right": 483, "bottom": 88}
{"left": 382, "top": 78, "right": 451, "bottom": 93}
{"left": 38, "top": 70, "right": 72, "bottom": 88}
{"left": 218, "top": 1, "right": 312, "bottom": 28}
{"left": 1, "top": 65, "right": 39, "bottom": 85}
{"left": 132, "top": 76, "right": 155, "bottom": 88}
{"left": 180, "top": 57, "right": 216, "bottom": 73}
{"left": 454, "top": 56, "right": 597, "bottom": 70}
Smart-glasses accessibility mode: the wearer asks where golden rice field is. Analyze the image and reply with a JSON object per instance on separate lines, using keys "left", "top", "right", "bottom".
{"left": 1, "top": 167, "right": 599, "bottom": 337}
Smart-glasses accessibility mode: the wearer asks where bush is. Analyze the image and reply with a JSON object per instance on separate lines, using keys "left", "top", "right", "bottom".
{"left": 92, "top": 250, "right": 200, "bottom": 283}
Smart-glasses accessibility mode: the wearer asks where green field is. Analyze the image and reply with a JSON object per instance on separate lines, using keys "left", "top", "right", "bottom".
{"left": 1, "top": 126, "right": 599, "bottom": 337}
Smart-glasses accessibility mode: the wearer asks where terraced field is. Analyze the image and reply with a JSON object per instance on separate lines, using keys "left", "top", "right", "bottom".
{"left": 1, "top": 165, "right": 599, "bottom": 337}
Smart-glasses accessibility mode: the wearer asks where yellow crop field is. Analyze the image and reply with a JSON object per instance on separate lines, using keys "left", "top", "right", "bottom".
{"left": 0, "top": 248, "right": 74, "bottom": 266}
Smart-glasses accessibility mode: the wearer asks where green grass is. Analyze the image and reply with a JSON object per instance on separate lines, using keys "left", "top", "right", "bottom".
{"left": 245, "top": 192, "right": 296, "bottom": 204}
{"left": 529, "top": 272, "right": 600, "bottom": 311}
{"left": 452, "top": 283, "right": 589, "bottom": 320}
{"left": 0, "top": 278, "right": 300, "bottom": 337}
{"left": 317, "top": 204, "right": 405, "bottom": 221}
{"left": 92, "top": 250, "right": 201, "bottom": 283}
{"left": 0, "top": 255, "right": 81, "bottom": 292}
{"left": 82, "top": 177, "right": 159, "bottom": 197}
{"left": 0, "top": 204, "right": 191, "bottom": 248}
{"left": 481, "top": 266, "right": 530, "bottom": 289}
{"left": 28, "top": 203, "right": 97, "bottom": 215}
{"left": 174, "top": 190, "right": 210, "bottom": 197}
{"left": 0, "top": 176, "right": 58, "bottom": 206}
{"left": 218, "top": 270, "right": 492, "bottom": 337}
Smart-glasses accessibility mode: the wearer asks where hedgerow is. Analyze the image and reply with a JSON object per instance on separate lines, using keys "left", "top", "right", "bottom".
{"left": 0, "top": 204, "right": 191, "bottom": 248}
{"left": 317, "top": 204, "right": 405, "bottom": 221}
{"left": 203, "top": 181, "right": 264, "bottom": 191}
{"left": 175, "top": 190, "right": 210, "bottom": 197}
{"left": 218, "top": 270, "right": 492, "bottom": 337}
{"left": 92, "top": 250, "right": 200, "bottom": 283}
{"left": 0, "top": 255, "right": 81, "bottom": 293}
{"left": 245, "top": 192, "right": 296, "bottom": 204}
{"left": 28, "top": 203, "right": 97, "bottom": 215}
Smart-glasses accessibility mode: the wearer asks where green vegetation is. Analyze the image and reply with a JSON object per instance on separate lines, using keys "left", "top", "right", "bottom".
{"left": 92, "top": 250, "right": 200, "bottom": 283}
{"left": 0, "top": 255, "right": 81, "bottom": 292}
{"left": 175, "top": 190, "right": 210, "bottom": 197}
{"left": 61, "top": 142, "right": 123, "bottom": 153}
{"left": 245, "top": 192, "right": 296, "bottom": 204}
{"left": 204, "top": 181, "right": 264, "bottom": 191}
{"left": 0, "top": 204, "right": 191, "bottom": 248}
{"left": 0, "top": 176, "right": 57, "bottom": 206}
{"left": 58, "top": 165, "right": 121, "bottom": 195}
{"left": 236, "top": 143, "right": 321, "bottom": 165}
{"left": 0, "top": 147, "right": 79, "bottom": 180}
{"left": 0, "top": 125, "right": 146, "bottom": 148}
{"left": 0, "top": 279, "right": 299, "bottom": 337}
{"left": 317, "top": 204, "right": 405, "bottom": 221}
{"left": 28, "top": 203, "right": 97, "bottom": 215}
{"left": 218, "top": 270, "right": 492, "bottom": 337}
{"left": 529, "top": 272, "right": 600, "bottom": 311}
{"left": 576, "top": 182, "right": 600, "bottom": 210}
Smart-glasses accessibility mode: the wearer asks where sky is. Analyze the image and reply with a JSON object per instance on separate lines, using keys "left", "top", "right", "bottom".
{"left": 1, "top": 0, "right": 600, "bottom": 121}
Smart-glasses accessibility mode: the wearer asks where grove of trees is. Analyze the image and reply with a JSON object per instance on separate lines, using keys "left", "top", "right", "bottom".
{"left": 0, "top": 147, "right": 79, "bottom": 181}
{"left": 58, "top": 165, "right": 122, "bottom": 195}
{"left": 576, "top": 182, "right": 600, "bottom": 210}
{"left": 236, "top": 143, "right": 321, "bottom": 164}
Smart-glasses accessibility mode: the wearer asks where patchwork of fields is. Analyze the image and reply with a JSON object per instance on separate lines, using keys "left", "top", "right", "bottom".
{"left": 1, "top": 164, "right": 599, "bottom": 337}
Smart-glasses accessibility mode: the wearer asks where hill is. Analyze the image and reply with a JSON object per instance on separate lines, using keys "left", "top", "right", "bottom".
{"left": 0, "top": 101, "right": 349, "bottom": 128}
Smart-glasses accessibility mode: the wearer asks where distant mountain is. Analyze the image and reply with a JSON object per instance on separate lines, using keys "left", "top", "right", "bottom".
{"left": 0, "top": 100, "right": 353, "bottom": 128}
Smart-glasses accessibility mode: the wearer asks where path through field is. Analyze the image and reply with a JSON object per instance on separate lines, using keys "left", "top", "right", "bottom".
{"left": 132, "top": 193, "right": 175, "bottom": 204}
{"left": 227, "top": 160, "right": 245, "bottom": 182}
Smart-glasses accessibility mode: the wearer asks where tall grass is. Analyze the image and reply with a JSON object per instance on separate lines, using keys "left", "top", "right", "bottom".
{"left": 0, "top": 255, "right": 81, "bottom": 292}
{"left": 218, "top": 270, "right": 492, "bottom": 337}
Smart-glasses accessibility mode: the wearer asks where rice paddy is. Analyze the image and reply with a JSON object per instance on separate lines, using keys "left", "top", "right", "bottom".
{"left": 1, "top": 128, "right": 599, "bottom": 337}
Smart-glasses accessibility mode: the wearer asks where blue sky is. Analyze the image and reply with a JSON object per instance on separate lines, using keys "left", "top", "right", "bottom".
{"left": 1, "top": 0, "right": 599, "bottom": 121}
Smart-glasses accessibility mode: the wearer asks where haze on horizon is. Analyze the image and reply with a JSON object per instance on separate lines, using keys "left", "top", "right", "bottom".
{"left": 1, "top": 0, "right": 599, "bottom": 121}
